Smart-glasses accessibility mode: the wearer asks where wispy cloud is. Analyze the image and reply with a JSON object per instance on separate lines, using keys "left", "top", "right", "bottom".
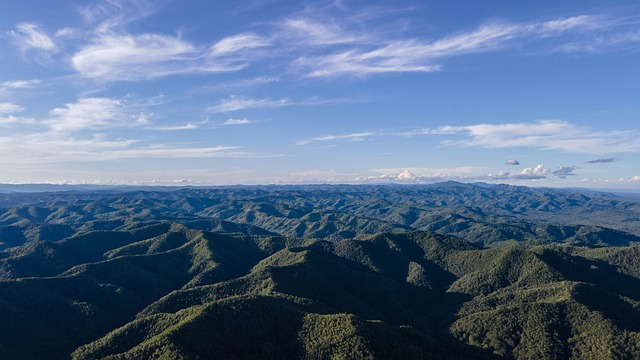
{"left": 77, "top": 0, "right": 165, "bottom": 33}
{"left": 0, "top": 79, "right": 40, "bottom": 90}
{"left": 289, "top": 15, "right": 614, "bottom": 77}
{"left": 296, "top": 131, "right": 377, "bottom": 145}
{"left": 12, "top": 0, "right": 640, "bottom": 82}
{"left": 47, "top": 97, "right": 147, "bottom": 133}
{"left": 0, "top": 102, "right": 32, "bottom": 127}
{"left": 279, "top": 18, "right": 367, "bottom": 46}
{"left": 201, "top": 94, "right": 373, "bottom": 119}
{"left": 223, "top": 118, "right": 253, "bottom": 125}
{"left": 0, "top": 131, "right": 264, "bottom": 164}
{"left": 153, "top": 123, "right": 199, "bottom": 131}
{"left": 209, "top": 96, "right": 289, "bottom": 112}
{"left": 65, "top": 1, "right": 273, "bottom": 81}
{"left": 0, "top": 93, "right": 276, "bottom": 164}
{"left": 197, "top": 76, "right": 280, "bottom": 93}
{"left": 440, "top": 120, "right": 640, "bottom": 154}
{"left": 0, "top": 103, "right": 25, "bottom": 115}
{"left": 9, "top": 23, "right": 57, "bottom": 54}
{"left": 292, "top": 44, "right": 442, "bottom": 78}
{"left": 298, "top": 120, "right": 639, "bottom": 154}
{"left": 153, "top": 118, "right": 209, "bottom": 131}
{"left": 210, "top": 33, "right": 270, "bottom": 55}
{"left": 71, "top": 33, "right": 251, "bottom": 81}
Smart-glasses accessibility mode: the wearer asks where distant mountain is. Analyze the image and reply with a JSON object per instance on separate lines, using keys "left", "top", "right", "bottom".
{"left": 0, "top": 182, "right": 638, "bottom": 247}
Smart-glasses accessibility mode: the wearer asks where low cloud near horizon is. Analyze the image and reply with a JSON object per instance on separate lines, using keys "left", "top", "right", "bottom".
{"left": 553, "top": 165, "right": 577, "bottom": 179}
{"left": 586, "top": 158, "right": 618, "bottom": 163}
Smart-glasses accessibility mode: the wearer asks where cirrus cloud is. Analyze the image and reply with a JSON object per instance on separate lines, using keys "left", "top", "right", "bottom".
{"left": 47, "top": 97, "right": 146, "bottom": 133}
{"left": 71, "top": 33, "right": 251, "bottom": 81}
{"left": 0, "top": 103, "right": 25, "bottom": 115}
{"left": 439, "top": 120, "right": 640, "bottom": 154}
{"left": 9, "top": 23, "right": 57, "bottom": 54}
{"left": 223, "top": 118, "right": 253, "bottom": 125}
{"left": 209, "top": 96, "right": 290, "bottom": 112}
{"left": 298, "top": 120, "right": 639, "bottom": 154}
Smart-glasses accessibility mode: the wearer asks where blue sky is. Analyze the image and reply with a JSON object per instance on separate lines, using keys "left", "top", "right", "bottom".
{"left": 1, "top": 0, "right": 639, "bottom": 188}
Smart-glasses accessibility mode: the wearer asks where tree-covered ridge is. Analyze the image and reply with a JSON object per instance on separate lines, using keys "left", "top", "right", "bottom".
{"left": 0, "top": 183, "right": 639, "bottom": 359}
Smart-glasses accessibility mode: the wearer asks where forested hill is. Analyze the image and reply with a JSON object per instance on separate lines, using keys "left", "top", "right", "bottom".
{"left": 0, "top": 182, "right": 639, "bottom": 359}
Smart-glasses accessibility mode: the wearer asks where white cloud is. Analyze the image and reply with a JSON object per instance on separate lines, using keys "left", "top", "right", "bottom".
{"left": 578, "top": 175, "right": 640, "bottom": 188}
{"left": 77, "top": 0, "right": 162, "bottom": 33}
{"left": 420, "top": 23, "right": 520, "bottom": 57}
{"left": 297, "top": 120, "right": 639, "bottom": 154}
{"left": 361, "top": 166, "right": 489, "bottom": 183}
{"left": 483, "top": 164, "right": 553, "bottom": 180}
{"left": 0, "top": 116, "right": 35, "bottom": 127}
{"left": 442, "top": 120, "right": 574, "bottom": 147}
{"left": 306, "top": 132, "right": 376, "bottom": 144}
{"left": 96, "top": 145, "right": 248, "bottom": 160}
{"left": 357, "top": 164, "right": 552, "bottom": 183}
{"left": 210, "top": 33, "right": 270, "bottom": 55}
{"left": 0, "top": 102, "right": 31, "bottom": 127}
{"left": 505, "top": 159, "right": 520, "bottom": 165}
{"left": 223, "top": 118, "right": 252, "bottom": 125}
{"left": 279, "top": 18, "right": 365, "bottom": 46}
{"left": 9, "top": 1, "right": 639, "bottom": 84}
{"left": 47, "top": 97, "right": 144, "bottom": 132}
{"left": 153, "top": 117, "right": 209, "bottom": 131}
{"left": 0, "top": 133, "right": 134, "bottom": 164}
{"left": 211, "top": 94, "right": 368, "bottom": 115}
{"left": 537, "top": 15, "right": 595, "bottom": 34}
{"left": 0, "top": 79, "right": 40, "bottom": 89}
{"left": 199, "top": 76, "right": 280, "bottom": 93}
{"left": 290, "top": 15, "right": 607, "bottom": 78}
{"left": 440, "top": 120, "right": 640, "bottom": 154}
{"left": 0, "top": 130, "right": 275, "bottom": 164}
{"left": 293, "top": 45, "right": 442, "bottom": 78}
{"left": 67, "top": 2, "right": 274, "bottom": 81}
{"left": 71, "top": 33, "right": 248, "bottom": 81}
{"left": 153, "top": 123, "right": 199, "bottom": 131}
{"left": 510, "top": 164, "right": 551, "bottom": 179}
{"left": 0, "top": 134, "right": 257, "bottom": 163}
{"left": 0, "top": 103, "right": 25, "bottom": 115}
{"left": 210, "top": 96, "right": 289, "bottom": 112}
{"left": 9, "top": 23, "right": 57, "bottom": 53}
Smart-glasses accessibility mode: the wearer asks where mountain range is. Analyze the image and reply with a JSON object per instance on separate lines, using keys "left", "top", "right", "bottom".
{"left": 0, "top": 182, "right": 639, "bottom": 359}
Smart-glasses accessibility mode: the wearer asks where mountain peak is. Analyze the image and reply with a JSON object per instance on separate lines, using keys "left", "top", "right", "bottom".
{"left": 397, "top": 170, "right": 417, "bottom": 180}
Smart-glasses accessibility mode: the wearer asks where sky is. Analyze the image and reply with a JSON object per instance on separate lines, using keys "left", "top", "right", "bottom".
{"left": 1, "top": 0, "right": 639, "bottom": 189}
